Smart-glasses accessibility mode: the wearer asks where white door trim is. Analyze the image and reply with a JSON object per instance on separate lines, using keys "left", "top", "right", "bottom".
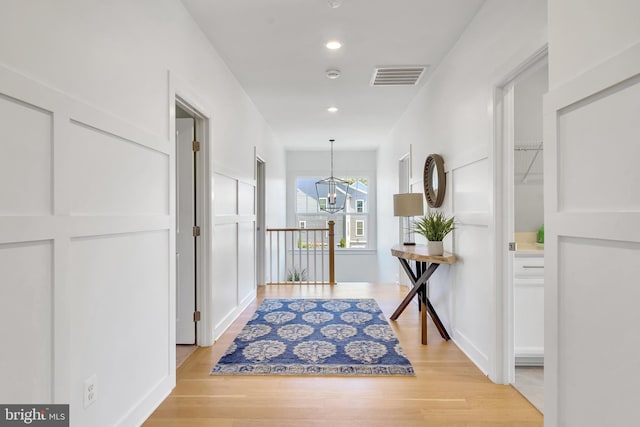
{"left": 169, "top": 73, "right": 215, "bottom": 351}
{"left": 255, "top": 153, "right": 266, "bottom": 286}
{"left": 397, "top": 150, "right": 411, "bottom": 285}
{"left": 490, "top": 43, "right": 548, "bottom": 384}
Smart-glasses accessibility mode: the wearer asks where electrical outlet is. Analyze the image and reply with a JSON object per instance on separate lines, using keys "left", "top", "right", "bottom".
{"left": 84, "top": 375, "right": 97, "bottom": 408}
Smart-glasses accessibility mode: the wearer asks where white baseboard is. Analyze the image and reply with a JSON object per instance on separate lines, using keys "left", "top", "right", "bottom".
{"left": 213, "top": 289, "right": 257, "bottom": 341}
{"left": 515, "top": 347, "right": 544, "bottom": 366}
{"left": 453, "top": 328, "right": 490, "bottom": 376}
{"left": 116, "top": 375, "right": 173, "bottom": 427}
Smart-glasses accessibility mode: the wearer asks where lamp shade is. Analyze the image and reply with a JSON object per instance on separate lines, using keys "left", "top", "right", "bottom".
{"left": 393, "top": 193, "right": 424, "bottom": 217}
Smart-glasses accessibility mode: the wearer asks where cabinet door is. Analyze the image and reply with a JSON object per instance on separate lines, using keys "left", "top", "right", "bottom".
{"left": 514, "top": 277, "right": 544, "bottom": 364}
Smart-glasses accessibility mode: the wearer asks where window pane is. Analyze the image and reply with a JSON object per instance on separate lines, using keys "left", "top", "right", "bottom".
{"left": 296, "top": 177, "right": 370, "bottom": 249}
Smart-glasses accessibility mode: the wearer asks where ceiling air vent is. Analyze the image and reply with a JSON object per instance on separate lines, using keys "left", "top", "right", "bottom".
{"left": 370, "top": 66, "right": 428, "bottom": 86}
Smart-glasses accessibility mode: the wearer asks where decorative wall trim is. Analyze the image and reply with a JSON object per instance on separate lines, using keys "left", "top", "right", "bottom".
{"left": 454, "top": 212, "right": 490, "bottom": 227}
{"left": 446, "top": 148, "right": 488, "bottom": 173}
{"left": 0, "top": 63, "right": 173, "bottom": 423}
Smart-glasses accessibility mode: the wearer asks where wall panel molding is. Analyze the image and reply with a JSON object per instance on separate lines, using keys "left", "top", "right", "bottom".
{"left": 0, "top": 64, "right": 173, "bottom": 417}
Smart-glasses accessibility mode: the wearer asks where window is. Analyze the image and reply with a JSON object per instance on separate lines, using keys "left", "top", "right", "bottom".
{"left": 318, "top": 198, "right": 327, "bottom": 211}
{"left": 295, "top": 177, "right": 370, "bottom": 249}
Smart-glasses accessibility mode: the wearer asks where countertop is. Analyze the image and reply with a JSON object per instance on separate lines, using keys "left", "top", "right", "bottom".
{"left": 515, "top": 232, "right": 544, "bottom": 255}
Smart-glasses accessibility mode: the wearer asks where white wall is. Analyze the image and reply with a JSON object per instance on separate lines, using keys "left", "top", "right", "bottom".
{"left": 546, "top": 1, "right": 640, "bottom": 426}
{"left": 0, "top": 1, "right": 285, "bottom": 426}
{"left": 377, "top": 0, "right": 547, "bottom": 378}
{"left": 548, "top": 0, "right": 640, "bottom": 90}
{"left": 287, "top": 150, "right": 378, "bottom": 283}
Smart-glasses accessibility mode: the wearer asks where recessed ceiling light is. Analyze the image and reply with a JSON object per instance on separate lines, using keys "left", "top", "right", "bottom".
{"left": 325, "top": 40, "right": 342, "bottom": 50}
{"left": 326, "top": 69, "right": 341, "bottom": 79}
{"left": 327, "top": 106, "right": 339, "bottom": 113}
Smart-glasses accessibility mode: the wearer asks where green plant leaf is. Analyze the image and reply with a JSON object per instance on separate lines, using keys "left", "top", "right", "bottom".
{"left": 412, "top": 212, "right": 455, "bottom": 241}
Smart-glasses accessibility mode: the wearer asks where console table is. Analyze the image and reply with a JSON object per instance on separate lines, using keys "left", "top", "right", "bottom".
{"left": 390, "top": 244, "right": 456, "bottom": 344}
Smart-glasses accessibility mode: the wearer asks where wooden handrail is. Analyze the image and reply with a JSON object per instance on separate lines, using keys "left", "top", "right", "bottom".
{"left": 266, "top": 227, "right": 329, "bottom": 232}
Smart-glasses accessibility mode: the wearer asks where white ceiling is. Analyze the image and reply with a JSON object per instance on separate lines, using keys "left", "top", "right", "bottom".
{"left": 181, "top": 0, "right": 485, "bottom": 150}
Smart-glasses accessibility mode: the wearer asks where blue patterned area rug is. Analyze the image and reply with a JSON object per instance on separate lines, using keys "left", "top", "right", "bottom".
{"left": 211, "top": 298, "right": 414, "bottom": 376}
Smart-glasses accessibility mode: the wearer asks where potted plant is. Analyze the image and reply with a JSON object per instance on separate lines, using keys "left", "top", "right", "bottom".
{"left": 412, "top": 212, "right": 455, "bottom": 256}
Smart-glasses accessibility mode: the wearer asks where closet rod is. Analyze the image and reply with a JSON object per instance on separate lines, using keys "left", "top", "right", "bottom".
{"left": 521, "top": 141, "right": 544, "bottom": 183}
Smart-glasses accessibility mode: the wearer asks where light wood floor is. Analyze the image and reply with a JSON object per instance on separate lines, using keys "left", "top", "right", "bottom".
{"left": 144, "top": 284, "right": 543, "bottom": 426}
{"left": 176, "top": 345, "right": 198, "bottom": 369}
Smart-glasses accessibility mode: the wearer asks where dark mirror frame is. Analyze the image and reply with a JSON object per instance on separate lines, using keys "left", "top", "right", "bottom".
{"left": 423, "top": 154, "right": 446, "bottom": 208}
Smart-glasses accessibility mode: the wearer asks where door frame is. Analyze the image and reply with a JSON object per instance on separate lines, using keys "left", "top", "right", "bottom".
{"left": 397, "top": 148, "right": 412, "bottom": 286}
{"left": 169, "top": 72, "right": 215, "bottom": 354}
{"left": 174, "top": 96, "right": 210, "bottom": 347}
{"left": 491, "top": 44, "right": 547, "bottom": 384}
{"left": 255, "top": 153, "right": 266, "bottom": 286}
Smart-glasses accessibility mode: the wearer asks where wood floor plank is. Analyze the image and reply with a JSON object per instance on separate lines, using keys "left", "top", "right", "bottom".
{"left": 144, "top": 284, "right": 542, "bottom": 426}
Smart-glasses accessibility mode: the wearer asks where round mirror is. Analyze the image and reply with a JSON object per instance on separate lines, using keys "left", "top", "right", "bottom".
{"left": 423, "top": 154, "right": 446, "bottom": 207}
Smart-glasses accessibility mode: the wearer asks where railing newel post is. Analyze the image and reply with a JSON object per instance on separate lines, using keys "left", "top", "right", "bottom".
{"left": 328, "top": 220, "right": 335, "bottom": 285}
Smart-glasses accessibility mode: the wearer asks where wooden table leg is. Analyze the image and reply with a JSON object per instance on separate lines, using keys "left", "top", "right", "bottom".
{"left": 425, "top": 297, "right": 451, "bottom": 340}
{"left": 391, "top": 257, "right": 452, "bottom": 344}
{"left": 390, "top": 261, "right": 439, "bottom": 320}
{"left": 421, "top": 300, "right": 428, "bottom": 344}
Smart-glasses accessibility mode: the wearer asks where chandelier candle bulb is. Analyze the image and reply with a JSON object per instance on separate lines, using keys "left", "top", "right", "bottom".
{"left": 315, "top": 139, "right": 350, "bottom": 214}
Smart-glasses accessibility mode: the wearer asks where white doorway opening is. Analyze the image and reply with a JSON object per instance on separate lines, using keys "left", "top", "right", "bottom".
{"left": 494, "top": 47, "right": 547, "bottom": 412}
{"left": 398, "top": 149, "right": 411, "bottom": 286}
{"left": 175, "top": 99, "right": 209, "bottom": 351}
{"left": 256, "top": 155, "right": 266, "bottom": 286}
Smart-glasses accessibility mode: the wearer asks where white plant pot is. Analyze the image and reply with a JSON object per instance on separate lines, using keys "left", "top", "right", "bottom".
{"left": 426, "top": 241, "right": 443, "bottom": 256}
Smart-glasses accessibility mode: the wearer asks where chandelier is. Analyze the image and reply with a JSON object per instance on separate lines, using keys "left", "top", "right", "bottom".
{"left": 315, "top": 139, "right": 350, "bottom": 214}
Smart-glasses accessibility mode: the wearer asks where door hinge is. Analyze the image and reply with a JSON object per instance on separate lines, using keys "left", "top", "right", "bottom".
{"left": 508, "top": 242, "right": 517, "bottom": 252}
{"left": 193, "top": 226, "right": 201, "bottom": 237}
{"left": 193, "top": 311, "right": 201, "bottom": 322}
{"left": 192, "top": 140, "right": 201, "bottom": 152}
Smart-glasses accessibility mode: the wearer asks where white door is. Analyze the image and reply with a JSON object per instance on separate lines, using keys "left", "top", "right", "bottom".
{"left": 176, "top": 117, "right": 196, "bottom": 344}
{"left": 545, "top": 44, "right": 640, "bottom": 426}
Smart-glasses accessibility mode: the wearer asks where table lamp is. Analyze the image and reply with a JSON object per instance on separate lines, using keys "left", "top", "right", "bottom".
{"left": 393, "top": 193, "right": 424, "bottom": 245}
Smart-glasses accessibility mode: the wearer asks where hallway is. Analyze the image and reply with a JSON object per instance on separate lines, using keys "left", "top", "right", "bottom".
{"left": 145, "top": 284, "right": 542, "bottom": 426}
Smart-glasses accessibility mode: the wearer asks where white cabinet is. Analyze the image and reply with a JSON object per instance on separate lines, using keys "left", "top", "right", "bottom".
{"left": 514, "top": 253, "right": 544, "bottom": 366}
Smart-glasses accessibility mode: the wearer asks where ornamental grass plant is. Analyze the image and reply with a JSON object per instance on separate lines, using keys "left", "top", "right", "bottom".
{"left": 412, "top": 212, "right": 455, "bottom": 241}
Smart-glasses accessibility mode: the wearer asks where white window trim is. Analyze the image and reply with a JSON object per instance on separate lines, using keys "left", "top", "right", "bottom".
{"left": 319, "top": 197, "right": 328, "bottom": 210}
{"left": 299, "top": 220, "right": 306, "bottom": 229}
{"left": 294, "top": 177, "right": 374, "bottom": 250}
{"left": 356, "top": 199, "right": 365, "bottom": 213}
{"left": 355, "top": 220, "right": 365, "bottom": 237}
